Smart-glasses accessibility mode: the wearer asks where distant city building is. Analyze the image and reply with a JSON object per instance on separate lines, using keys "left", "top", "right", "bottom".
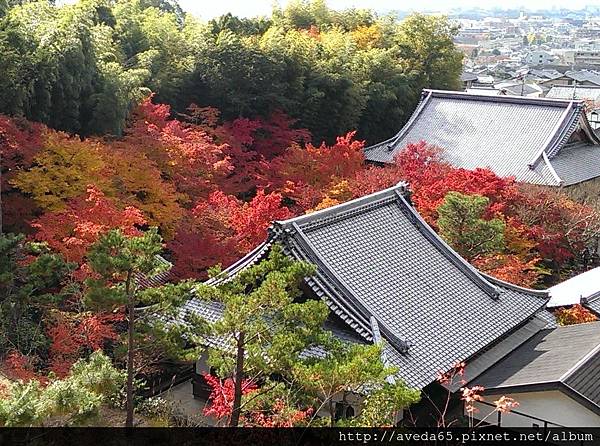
{"left": 460, "top": 70, "right": 478, "bottom": 89}
{"left": 574, "top": 50, "right": 600, "bottom": 66}
{"left": 538, "top": 70, "right": 600, "bottom": 88}
{"left": 525, "top": 50, "right": 555, "bottom": 66}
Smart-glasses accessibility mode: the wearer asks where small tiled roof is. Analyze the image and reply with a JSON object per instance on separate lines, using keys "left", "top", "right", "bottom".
{"left": 460, "top": 71, "right": 478, "bottom": 82}
{"left": 473, "top": 322, "right": 600, "bottom": 414}
{"left": 190, "top": 183, "right": 549, "bottom": 388}
{"left": 529, "top": 69, "right": 563, "bottom": 80}
{"left": 565, "top": 70, "right": 600, "bottom": 86}
{"left": 501, "top": 83, "right": 540, "bottom": 96}
{"left": 547, "top": 85, "right": 600, "bottom": 102}
{"left": 135, "top": 255, "right": 172, "bottom": 289}
{"left": 586, "top": 295, "right": 600, "bottom": 316}
{"left": 551, "top": 142, "right": 600, "bottom": 185}
{"left": 364, "top": 90, "right": 600, "bottom": 186}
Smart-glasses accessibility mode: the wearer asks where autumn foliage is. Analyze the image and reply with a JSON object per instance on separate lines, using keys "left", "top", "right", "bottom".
{"left": 4, "top": 98, "right": 600, "bottom": 286}
{"left": 46, "top": 312, "right": 123, "bottom": 378}
{"left": 32, "top": 187, "right": 146, "bottom": 264}
{"left": 202, "top": 374, "right": 257, "bottom": 421}
{"left": 3, "top": 93, "right": 600, "bottom": 383}
{"left": 202, "top": 373, "right": 313, "bottom": 427}
{"left": 555, "top": 304, "right": 598, "bottom": 326}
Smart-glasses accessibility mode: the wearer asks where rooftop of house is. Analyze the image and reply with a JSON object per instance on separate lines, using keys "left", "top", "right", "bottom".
{"left": 537, "top": 70, "right": 600, "bottom": 86}
{"left": 472, "top": 322, "right": 600, "bottom": 415}
{"left": 500, "top": 83, "right": 541, "bottom": 96}
{"left": 461, "top": 71, "right": 479, "bottom": 82}
{"left": 364, "top": 89, "right": 600, "bottom": 186}
{"left": 182, "top": 183, "right": 551, "bottom": 389}
{"left": 547, "top": 85, "right": 600, "bottom": 102}
{"left": 587, "top": 295, "right": 600, "bottom": 317}
{"left": 135, "top": 255, "right": 173, "bottom": 289}
{"left": 564, "top": 70, "right": 600, "bottom": 86}
{"left": 548, "top": 267, "right": 600, "bottom": 308}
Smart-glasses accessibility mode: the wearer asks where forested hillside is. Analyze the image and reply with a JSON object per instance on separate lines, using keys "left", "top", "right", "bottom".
{"left": 0, "top": 0, "right": 462, "bottom": 143}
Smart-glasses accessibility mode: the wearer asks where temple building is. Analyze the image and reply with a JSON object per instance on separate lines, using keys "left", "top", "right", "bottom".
{"left": 364, "top": 90, "right": 600, "bottom": 187}
{"left": 181, "top": 183, "right": 600, "bottom": 427}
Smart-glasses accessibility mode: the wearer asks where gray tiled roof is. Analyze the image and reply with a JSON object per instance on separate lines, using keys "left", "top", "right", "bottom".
{"left": 501, "top": 84, "right": 540, "bottom": 96}
{"left": 547, "top": 86, "right": 600, "bottom": 102}
{"left": 565, "top": 70, "right": 600, "bottom": 86}
{"left": 586, "top": 295, "right": 600, "bottom": 316}
{"left": 461, "top": 71, "right": 478, "bottom": 82}
{"left": 196, "top": 183, "right": 549, "bottom": 389}
{"left": 529, "top": 69, "right": 563, "bottom": 80}
{"left": 473, "top": 321, "right": 600, "bottom": 414}
{"left": 551, "top": 142, "right": 600, "bottom": 186}
{"left": 135, "top": 255, "right": 172, "bottom": 289}
{"left": 364, "top": 90, "right": 600, "bottom": 186}
{"left": 564, "top": 351, "right": 600, "bottom": 410}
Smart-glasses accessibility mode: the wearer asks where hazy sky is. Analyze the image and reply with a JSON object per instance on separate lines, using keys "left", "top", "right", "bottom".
{"left": 181, "top": 0, "right": 594, "bottom": 20}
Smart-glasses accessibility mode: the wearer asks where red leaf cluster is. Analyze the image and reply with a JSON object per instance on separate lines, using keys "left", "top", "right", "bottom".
{"left": 32, "top": 186, "right": 146, "bottom": 264}
{"left": 268, "top": 131, "right": 366, "bottom": 210}
{"left": 0, "top": 115, "right": 43, "bottom": 232}
{"left": 47, "top": 312, "right": 123, "bottom": 377}
{"left": 202, "top": 374, "right": 257, "bottom": 421}
{"left": 170, "top": 190, "right": 292, "bottom": 279}
{"left": 2, "top": 351, "right": 43, "bottom": 383}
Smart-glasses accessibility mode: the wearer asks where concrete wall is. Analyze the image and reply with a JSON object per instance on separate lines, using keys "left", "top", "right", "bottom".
{"left": 473, "top": 390, "right": 600, "bottom": 427}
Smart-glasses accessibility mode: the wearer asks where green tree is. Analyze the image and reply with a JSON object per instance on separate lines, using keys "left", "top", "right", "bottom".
{"left": 112, "top": 0, "right": 197, "bottom": 107}
{"left": 0, "top": 0, "right": 147, "bottom": 136}
{"left": 0, "top": 233, "right": 73, "bottom": 355}
{"left": 437, "top": 192, "right": 506, "bottom": 261}
{"left": 85, "top": 228, "right": 193, "bottom": 427}
{"left": 396, "top": 13, "right": 463, "bottom": 91}
{"left": 184, "top": 28, "right": 286, "bottom": 119}
{"left": 190, "top": 245, "right": 420, "bottom": 426}
{"left": 190, "top": 245, "right": 328, "bottom": 426}
{"left": 293, "top": 340, "right": 420, "bottom": 426}
{"left": 0, "top": 351, "right": 125, "bottom": 427}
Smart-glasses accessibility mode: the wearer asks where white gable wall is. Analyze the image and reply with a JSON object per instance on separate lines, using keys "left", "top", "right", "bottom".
{"left": 472, "top": 390, "right": 600, "bottom": 427}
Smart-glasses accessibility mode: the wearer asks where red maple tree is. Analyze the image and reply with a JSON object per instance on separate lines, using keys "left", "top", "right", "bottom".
{"left": 32, "top": 186, "right": 146, "bottom": 264}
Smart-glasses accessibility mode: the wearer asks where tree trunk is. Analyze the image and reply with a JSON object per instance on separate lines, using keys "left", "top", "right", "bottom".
{"left": 328, "top": 399, "right": 335, "bottom": 427}
{"left": 125, "top": 271, "right": 135, "bottom": 428}
{"left": 1, "top": 147, "right": 3, "bottom": 235}
{"left": 228, "top": 331, "right": 245, "bottom": 427}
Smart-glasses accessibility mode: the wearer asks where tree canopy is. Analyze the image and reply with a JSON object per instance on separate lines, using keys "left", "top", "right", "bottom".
{"left": 0, "top": 0, "right": 462, "bottom": 143}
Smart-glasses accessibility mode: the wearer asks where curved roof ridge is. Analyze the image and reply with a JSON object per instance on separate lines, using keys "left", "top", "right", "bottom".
{"left": 205, "top": 238, "right": 274, "bottom": 285}
{"left": 392, "top": 189, "right": 501, "bottom": 299}
{"left": 528, "top": 101, "right": 576, "bottom": 169}
{"left": 546, "top": 104, "right": 587, "bottom": 159}
{"left": 542, "top": 151, "right": 563, "bottom": 185}
{"left": 482, "top": 273, "right": 550, "bottom": 298}
{"left": 425, "top": 88, "right": 582, "bottom": 107}
{"left": 283, "top": 221, "right": 411, "bottom": 354}
{"left": 276, "top": 182, "right": 409, "bottom": 229}
{"left": 364, "top": 91, "right": 433, "bottom": 156}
